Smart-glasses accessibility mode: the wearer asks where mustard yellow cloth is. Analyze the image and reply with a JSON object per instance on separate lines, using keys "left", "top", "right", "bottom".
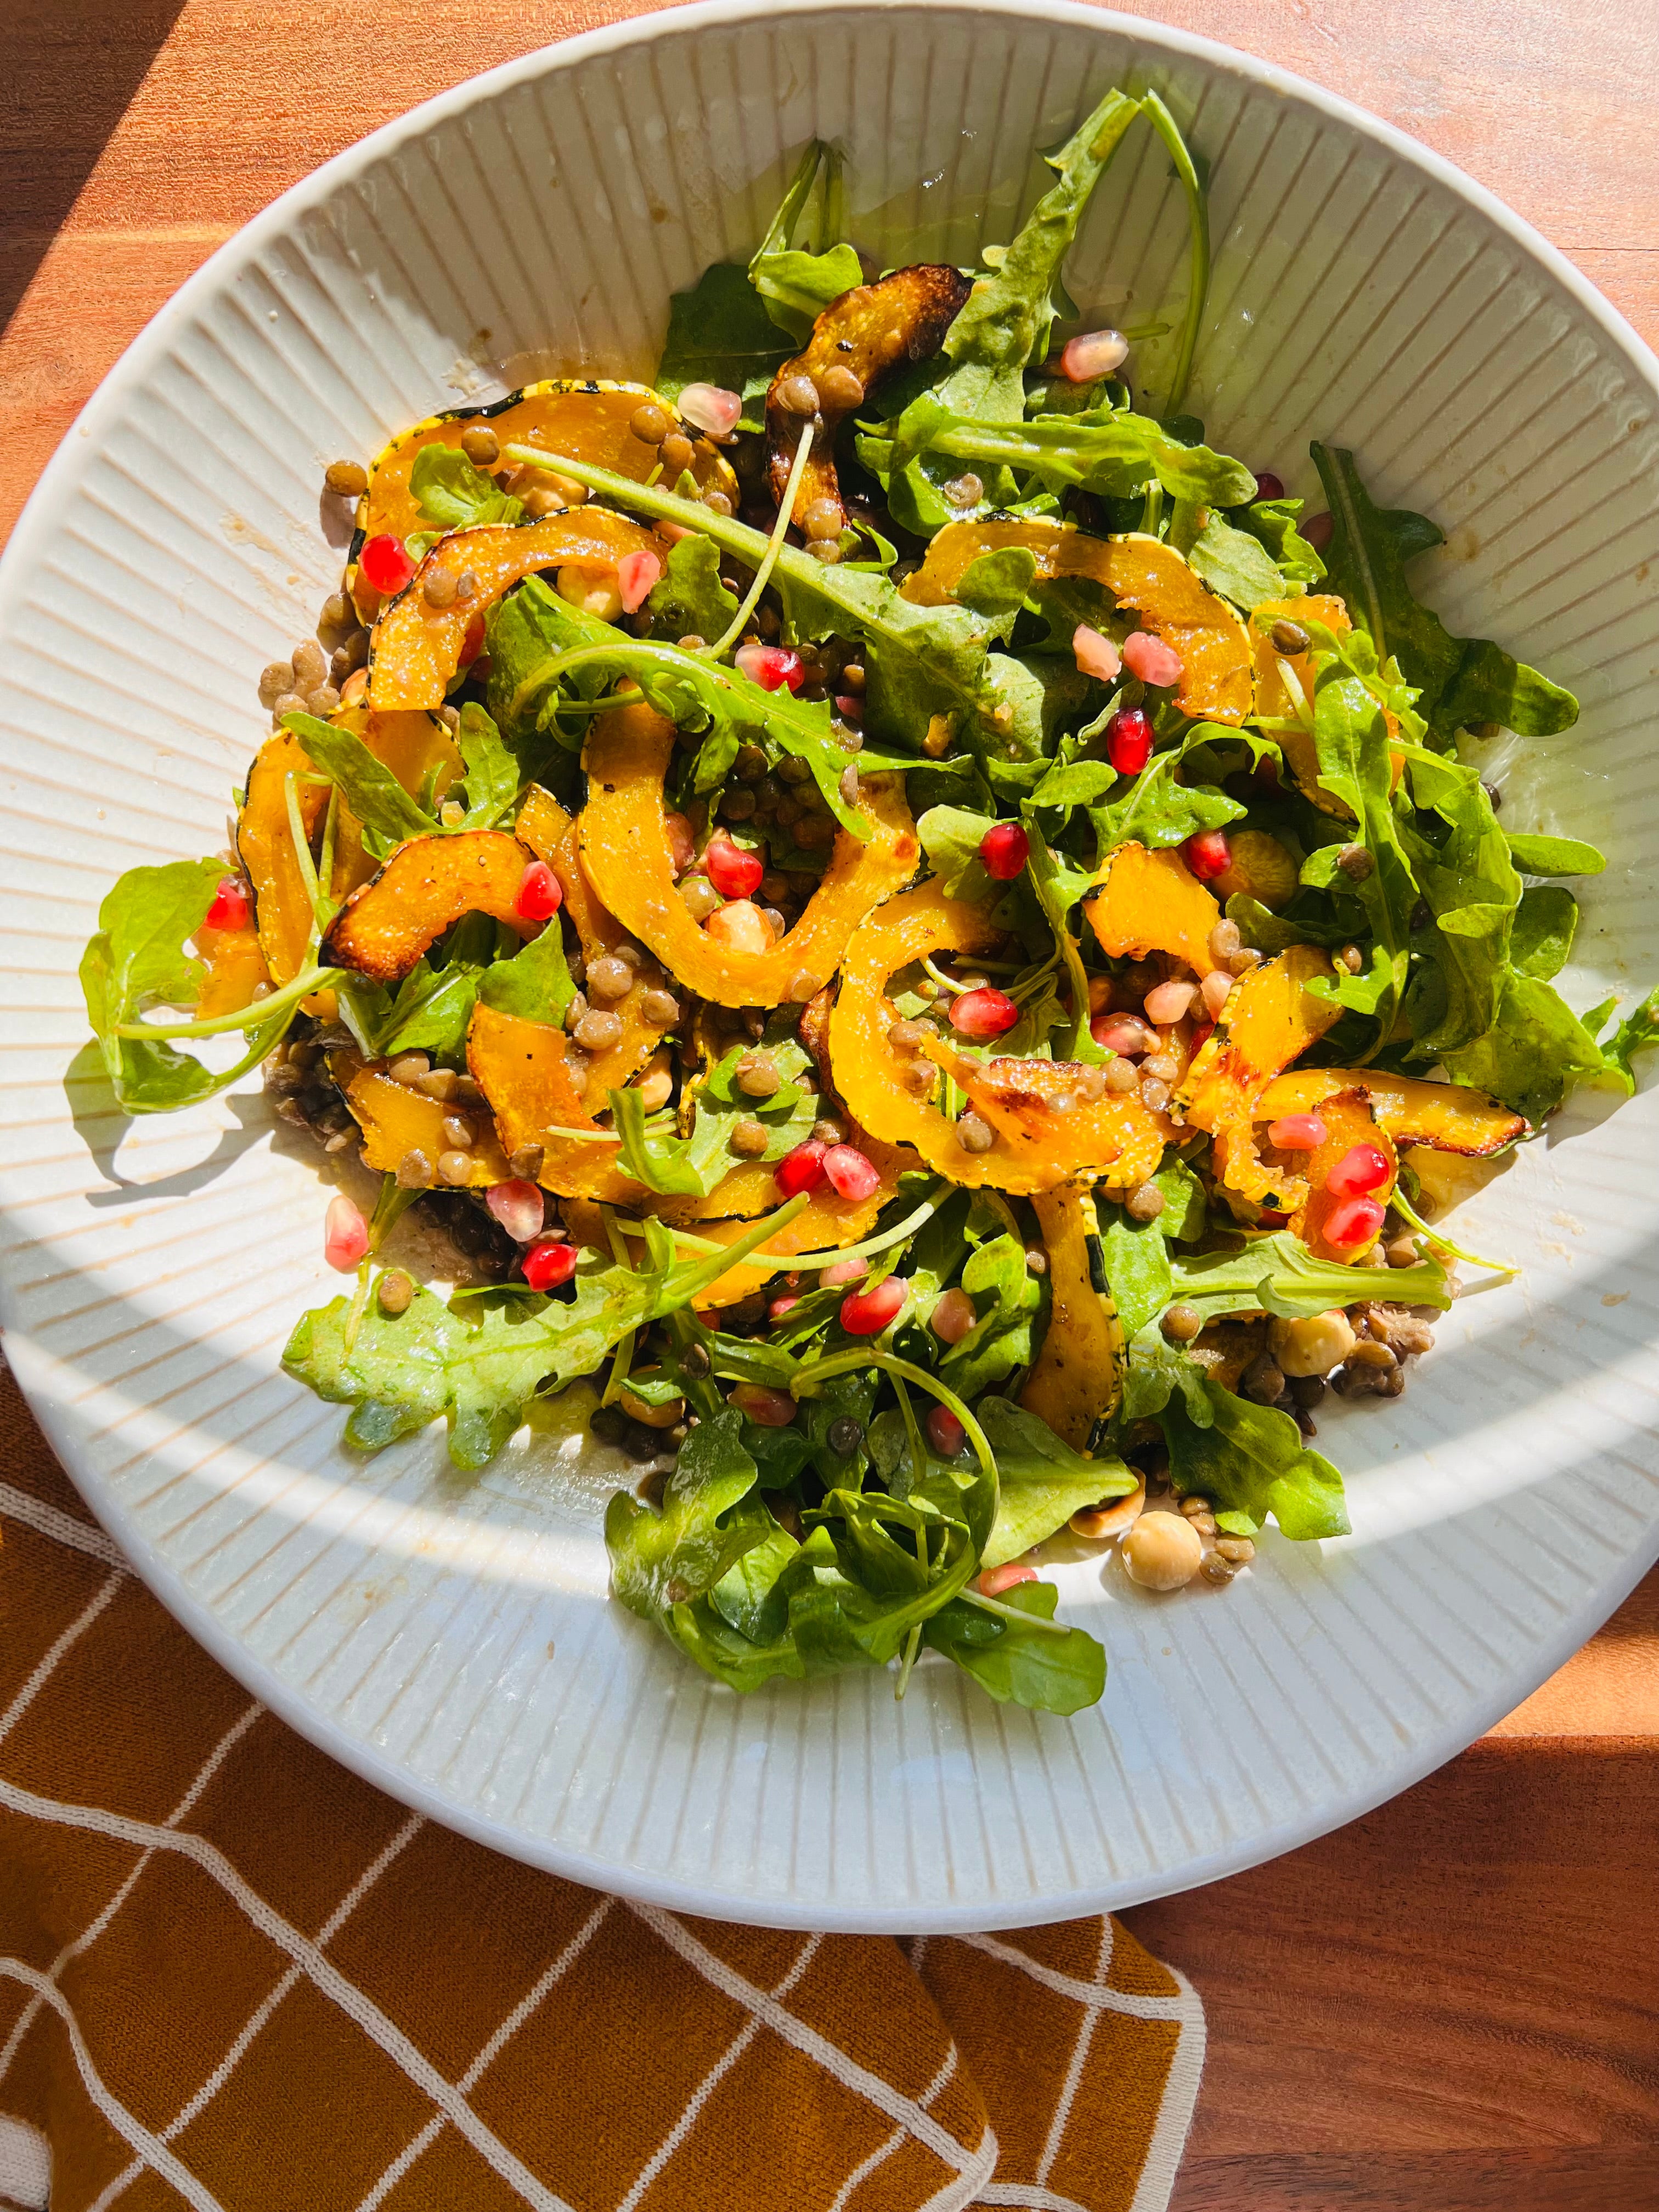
{"left": 0, "top": 1369, "right": 1204, "bottom": 2211}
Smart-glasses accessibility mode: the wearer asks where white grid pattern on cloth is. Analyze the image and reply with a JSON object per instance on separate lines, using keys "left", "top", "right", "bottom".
{"left": 1036, "top": 1921, "right": 1114, "bottom": 2186}
{"left": 0, "top": 2113, "right": 51, "bottom": 2211}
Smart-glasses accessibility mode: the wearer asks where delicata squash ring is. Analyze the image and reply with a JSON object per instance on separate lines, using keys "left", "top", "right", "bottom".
{"left": 829, "top": 881, "right": 1167, "bottom": 1194}
{"left": 1255, "top": 1068, "right": 1526, "bottom": 1155}
{"left": 579, "top": 702, "right": 920, "bottom": 1008}
{"left": 1084, "top": 841, "right": 1224, "bottom": 977}
{"left": 1020, "top": 1184, "right": 1127, "bottom": 1453}
{"left": 323, "top": 831, "right": 532, "bottom": 985}
{"left": 902, "top": 518, "right": 1254, "bottom": 724}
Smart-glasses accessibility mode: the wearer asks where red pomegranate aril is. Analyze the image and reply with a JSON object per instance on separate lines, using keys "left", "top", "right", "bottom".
{"left": 951, "top": 986, "right": 1019, "bottom": 1039}
{"left": 927, "top": 1404, "right": 966, "bottom": 1457}
{"left": 978, "top": 821, "right": 1029, "bottom": 881}
{"left": 1323, "top": 1194, "right": 1386, "bottom": 1249}
{"left": 978, "top": 1561, "right": 1037, "bottom": 1596}
{"left": 1253, "top": 471, "right": 1285, "bottom": 501}
{"left": 834, "top": 693, "right": 864, "bottom": 724}
{"left": 1073, "top": 623, "right": 1121, "bottom": 682}
{"left": 359, "top": 533, "right": 416, "bottom": 596}
{"left": 617, "top": 550, "right": 662, "bottom": 614}
{"left": 703, "top": 832, "right": 764, "bottom": 899}
{"left": 1267, "top": 1114, "right": 1328, "bottom": 1152}
{"left": 324, "top": 1195, "right": 368, "bottom": 1272}
{"left": 515, "top": 860, "right": 562, "bottom": 921}
{"left": 733, "top": 641, "right": 804, "bottom": 694}
{"left": 775, "top": 1141, "right": 828, "bottom": 1198}
{"left": 768, "top": 1294, "right": 802, "bottom": 1322}
{"left": 1121, "top": 630, "right": 1184, "bottom": 687}
{"left": 1105, "top": 706, "right": 1153, "bottom": 775}
{"left": 458, "top": 612, "right": 486, "bottom": 667}
{"left": 1324, "top": 1141, "right": 1391, "bottom": 1198}
{"left": 822, "top": 1256, "right": 868, "bottom": 1286}
{"left": 1183, "top": 829, "right": 1232, "bottom": 881}
{"left": 839, "top": 1273, "right": 906, "bottom": 1336}
{"left": 678, "top": 382, "right": 742, "bottom": 438}
{"left": 1303, "top": 511, "right": 1335, "bottom": 552}
{"left": 486, "top": 1179, "right": 545, "bottom": 1242}
{"left": 1091, "top": 1014, "right": 1151, "bottom": 1058}
{"left": 822, "top": 1144, "right": 880, "bottom": 1201}
{"left": 204, "top": 876, "right": 250, "bottom": 932}
{"left": 522, "top": 1239, "right": 578, "bottom": 1291}
{"left": 730, "top": 1382, "right": 797, "bottom": 1427}
{"left": 1058, "top": 328, "right": 1129, "bottom": 381}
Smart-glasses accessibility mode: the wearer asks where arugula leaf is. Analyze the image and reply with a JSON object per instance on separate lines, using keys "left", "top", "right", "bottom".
{"left": 1087, "top": 724, "right": 1256, "bottom": 860}
{"left": 475, "top": 919, "right": 575, "bottom": 1026}
{"left": 955, "top": 545, "right": 1041, "bottom": 626}
{"left": 281, "top": 713, "right": 435, "bottom": 847}
{"left": 456, "top": 703, "right": 521, "bottom": 827}
{"left": 79, "top": 857, "right": 288, "bottom": 1113}
{"left": 1232, "top": 494, "right": 1327, "bottom": 585}
{"left": 1510, "top": 885, "right": 1577, "bottom": 981}
{"left": 871, "top": 407, "right": 1255, "bottom": 507}
{"left": 1096, "top": 1201, "right": 1173, "bottom": 1340}
{"left": 936, "top": 1233, "right": 1045, "bottom": 1400}
{"left": 747, "top": 139, "right": 862, "bottom": 342}
{"left": 1311, "top": 444, "right": 1579, "bottom": 742}
{"left": 408, "top": 443, "right": 523, "bottom": 532}
{"left": 1161, "top": 1372, "right": 1349, "bottom": 1539}
{"left": 656, "top": 262, "right": 792, "bottom": 435}
{"left": 644, "top": 534, "right": 738, "bottom": 644}
{"left": 1161, "top": 1229, "right": 1449, "bottom": 1327}
{"left": 374, "top": 956, "right": 483, "bottom": 1060}
{"left": 983, "top": 652, "right": 1091, "bottom": 764}
{"left": 1185, "top": 510, "right": 1288, "bottom": 611}
{"left": 607, "top": 1406, "right": 770, "bottom": 1615}
{"left": 486, "top": 575, "right": 617, "bottom": 759}
{"left": 916, "top": 804, "right": 997, "bottom": 900}
{"left": 1440, "top": 970, "right": 1611, "bottom": 1124}
{"left": 1503, "top": 831, "right": 1606, "bottom": 878}
{"left": 1596, "top": 984, "right": 1659, "bottom": 1093}
{"left": 610, "top": 1035, "right": 817, "bottom": 1197}
{"left": 1396, "top": 743, "right": 1522, "bottom": 1056}
{"left": 923, "top": 1579, "right": 1106, "bottom": 1714}
{"left": 976, "top": 1398, "right": 1134, "bottom": 1568}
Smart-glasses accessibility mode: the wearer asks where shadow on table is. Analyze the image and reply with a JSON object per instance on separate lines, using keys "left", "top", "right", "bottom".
{"left": 4, "top": 0, "right": 187, "bottom": 337}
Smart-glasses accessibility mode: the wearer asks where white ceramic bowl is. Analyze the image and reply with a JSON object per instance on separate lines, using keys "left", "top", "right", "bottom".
{"left": 3, "top": 0, "right": 1657, "bottom": 1933}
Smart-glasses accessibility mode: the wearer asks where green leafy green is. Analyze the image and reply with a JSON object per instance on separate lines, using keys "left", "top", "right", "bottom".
{"left": 280, "top": 713, "right": 434, "bottom": 848}
{"left": 976, "top": 1398, "right": 1134, "bottom": 1568}
{"left": 607, "top": 1407, "right": 770, "bottom": 1615}
{"left": 916, "top": 805, "right": 996, "bottom": 900}
{"left": 408, "top": 443, "right": 523, "bottom": 532}
{"left": 373, "top": 955, "right": 483, "bottom": 1061}
{"left": 644, "top": 534, "right": 738, "bottom": 644}
{"left": 1510, "top": 886, "right": 1577, "bottom": 981}
{"left": 1161, "top": 1372, "right": 1349, "bottom": 1539}
{"left": 923, "top": 1580, "right": 1106, "bottom": 1715}
{"left": 1311, "top": 444, "right": 1579, "bottom": 743}
{"left": 1441, "top": 969, "right": 1611, "bottom": 1124}
{"left": 475, "top": 919, "right": 575, "bottom": 1026}
{"left": 1503, "top": 832, "right": 1606, "bottom": 878}
{"left": 1396, "top": 743, "right": 1523, "bottom": 1057}
{"left": 656, "top": 262, "right": 792, "bottom": 435}
{"left": 747, "top": 139, "right": 862, "bottom": 342}
{"left": 1596, "top": 984, "right": 1659, "bottom": 1092}
{"left": 610, "top": 1034, "right": 818, "bottom": 1197}
{"left": 455, "top": 703, "right": 521, "bottom": 828}
{"left": 870, "top": 406, "right": 1255, "bottom": 508}
{"left": 1232, "top": 495, "right": 1326, "bottom": 585}
{"left": 936, "top": 1233, "right": 1045, "bottom": 1401}
{"left": 1160, "top": 1230, "right": 1450, "bottom": 1328}
{"left": 486, "top": 574, "right": 617, "bottom": 759}
{"left": 1185, "top": 510, "right": 1288, "bottom": 610}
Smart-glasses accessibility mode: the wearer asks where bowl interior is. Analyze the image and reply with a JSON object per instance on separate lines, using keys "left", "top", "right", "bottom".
{"left": 3, "top": 0, "right": 1657, "bottom": 1931}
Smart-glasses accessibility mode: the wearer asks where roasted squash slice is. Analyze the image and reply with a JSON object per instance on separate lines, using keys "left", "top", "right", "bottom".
{"left": 192, "top": 922, "right": 270, "bottom": 1019}
{"left": 342, "top": 1060, "right": 512, "bottom": 1189}
{"left": 1210, "top": 1118, "right": 1310, "bottom": 1215}
{"left": 324, "top": 832, "right": 531, "bottom": 984}
{"left": 357, "top": 378, "right": 736, "bottom": 554}
{"left": 368, "top": 510, "right": 662, "bottom": 712}
{"left": 515, "top": 784, "right": 675, "bottom": 1109}
{"left": 1175, "top": 943, "right": 1342, "bottom": 1136}
{"left": 1254, "top": 1068, "right": 1526, "bottom": 1155}
{"left": 765, "top": 266, "right": 972, "bottom": 529}
{"left": 1084, "top": 842, "right": 1223, "bottom": 977}
{"left": 1020, "top": 1184, "right": 1126, "bottom": 1452}
{"left": 902, "top": 520, "right": 1254, "bottom": 724}
{"left": 579, "top": 702, "right": 920, "bottom": 1008}
{"left": 828, "top": 880, "right": 1166, "bottom": 1194}
{"left": 237, "top": 729, "right": 330, "bottom": 987}
{"left": 1251, "top": 596, "right": 1404, "bottom": 815}
{"left": 1288, "top": 1089, "right": 1399, "bottom": 1263}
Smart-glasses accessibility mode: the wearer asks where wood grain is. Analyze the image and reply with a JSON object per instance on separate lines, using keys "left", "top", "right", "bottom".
{"left": 3, "top": 5, "right": 1657, "bottom": 2203}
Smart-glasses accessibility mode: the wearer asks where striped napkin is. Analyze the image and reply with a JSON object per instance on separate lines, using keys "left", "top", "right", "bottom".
{"left": 0, "top": 1366, "right": 1203, "bottom": 2212}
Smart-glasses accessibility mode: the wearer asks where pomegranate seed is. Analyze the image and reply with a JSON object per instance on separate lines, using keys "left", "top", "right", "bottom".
{"left": 204, "top": 876, "right": 250, "bottom": 932}
{"left": 839, "top": 1273, "right": 906, "bottom": 1336}
{"left": 1091, "top": 1014, "right": 1152, "bottom": 1058}
{"left": 516, "top": 860, "right": 562, "bottom": 921}
{"left": 1105, "top": 706, "right": 1153, "bottom": 775}
{"left": 733, "top": 641, "right": 804, "bottom": 693}
{"left": 1073, "top": 623, "right": 1121, "bottom": 682}
{"left": 1303, "top": 511, "right": 1335, "bottom": 552}
{"left": 1122, "top": 630, "right": 1184, "bottom": 687}
{"left": 677, "top": 383, "right": 742, "bottom": 438}
{"left": 617, "top": 550, "right": 662, "bottom": 613}
{"left": 978, "top": 822, "right": 1029, "bottom": 881}
{"left": 1323, "top": 1193, "right": 1386, "bottom": 1249}
{"left": 730, "top": 1382, "right": 797, "bottom": 1427}
{"left": 1144, "top": 979, "right": 1197, "bottom": 1025}
{"left": 927, "top": 1404, "right": 966, "bottom": 1457}
{"left": 663, "top": 810, "right": 696, "bottom": 874}
{"left": 486, "top": 1179, "right": 545, "bottom": 1242}
{"left": 823, "top": 1255, "right": 868, "bottom": 1285}
{"left": 834, "top": 693, "right": 864, "bottom": 723}
{"left": 359, "top": 534, "right": 415, "bottom": 596}
{"left": 1184, "top": 830, "right": 1232, "bottom": 881}
{"left": 324, "top": 1195, "right": 368, "bottom": 1272}
{"left": 1324, "top": 1141, "right": 1391, "bottom": 1198}
{"left": 704, "top": 900, "right": 775, "bottom": 953}
{"left": 1267, "top": 1114, "right": 1328, "bottom": 1152}
{"left": 458, "top": 612, "right": 486, "bottom": 667}
{"left": 703, "top": 832, "right": 764, "bottom": 899}
{"left": 1058, "top": 328, "right": 1129, "bottom": 381}
{"left": 768, "top": 1294, "right": 802, "bottom": 1322}
{"left": 523, "top": 1239, "right": 578, "bottom": 1291}
{"left": 1253, "top": 471, "right": 1285, "bottom": 501}
{"left": 978, "top": 1561, "right": 1038, "bottom": 1596}
{"left": 775, "top": 1141, "right": 827, "bottom": 1198}
{"left": 822, "top": 1144, "right": 880, "bottom": 1201}
{"left": 951, "top": 986, "right": 1019, "bottom": 1039}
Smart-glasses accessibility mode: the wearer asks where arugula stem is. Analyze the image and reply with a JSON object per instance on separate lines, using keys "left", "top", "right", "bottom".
{"left": 892, "top": 1373, "right": 927, "bottom": 1492}
{"left": 284, "top": 771, "right": 321, "bottom": 921}
{"left": 599, "top": 1205, "right": 640, "bottom": 1407}
{"left": 707, "top": 420, "right": 814, "bottom": 658}
{"left": 894, "top": 1622, "right": 922, "bottom": 1701}
{"left": 1389, "top": 1188, "right": 1516, "bottom": 1277}
{"left": 313, "top": 787, "right": 341, "bottom": 944}
{"left": 607, "top": 1190, "right": 945, "bottom": 1271}
{"left": 1139, "top": 90, "right": 1210, "bottom": 419}
{"left": 1022, "top": 817, "right": 1105, "bottom": 1063}
{"left": 115, "top": 960, "right": 332, "bottom": 1040}
{"left": 663, "top": 1193, "right": 811, "bottom": 1308}
{"left": 791, "top": 1348, "right": 996, "bottom": 1497}
{"left": 956, "top": 1587, "right": 1071, "bottom": 1637}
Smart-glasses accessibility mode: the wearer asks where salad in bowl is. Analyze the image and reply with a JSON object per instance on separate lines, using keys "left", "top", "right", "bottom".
{"left": 79, "top": 86, "right": 1655, "bottom": 1720}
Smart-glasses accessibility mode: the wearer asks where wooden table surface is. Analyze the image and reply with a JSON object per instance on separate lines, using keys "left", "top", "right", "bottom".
{"left": 5, "top": 4, "right": 1657, "bottom": 2205}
